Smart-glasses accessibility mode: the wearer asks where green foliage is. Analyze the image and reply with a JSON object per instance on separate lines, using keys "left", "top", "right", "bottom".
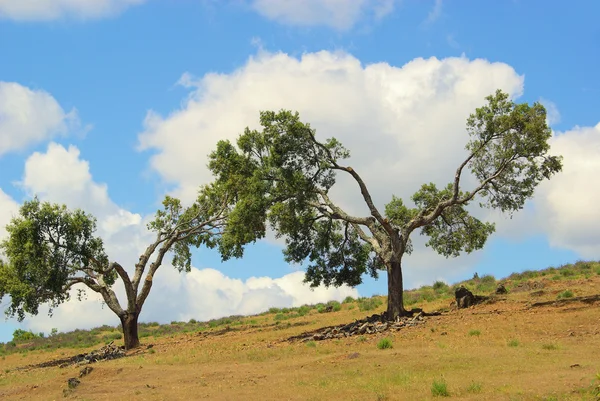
{"left": 431, "top": 378, "right": 450, "bottom": 397}
{"left": 305, "top": 341, "right": 317, "bottom": 348}
{"left": 432, "top": 281, "right": 449, "bottom": 293}
{"left": 542, "top": 343, "right": 559, "bottom": 350}
{"left": 557, "top": 290, "right": 574, "bottom": 299}
{"left": 0, "top": 199, "right": 111, "bottom": 320}
{"left": 12, "top": 329, "right": 42, "bottom": 342}
{"left": 357, "top": 297, "right": 383, "bottom": 312}
{"left": 377, "top": 338, "right": 393, "bottom": 349}
{"left": 342, "top": 296, "right": 356, "bottom": 304}
{"left": 468, "top": 329, "right": 481, "bottom": 336}
{"left": 207, "top": 92, "right": 561, "bottom": 312}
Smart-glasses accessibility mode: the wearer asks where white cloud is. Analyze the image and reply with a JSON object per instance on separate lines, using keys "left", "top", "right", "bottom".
{"left": 533, "top": 123, "right": 600, "bottom": 258}
{"left": 248, "top": 0, "right": 396, "bottom": 30}
{"left": 539, "top": 97, "right": 561, "bottom": 126}
{"left": 2, "top": 142, "right": 358, "bottom": 335}
{"left": 0, "top": 0, "right": 145, "bottom": 21}
{"left": 0, "top": 188, "right": 19, "bottom": 246}
{"left": 138, "top": 50, "right": 526, "bottom": 286}
{"left": 0, "top": 82, "right": 79, "bottom": 156}
{"left": 423, "top": 0, "right": 443, "bottom": 26}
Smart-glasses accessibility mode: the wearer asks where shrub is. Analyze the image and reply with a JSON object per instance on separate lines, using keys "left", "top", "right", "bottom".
{"left": 431, "top": 378, "right": 449, "bottom": 397}
{"left": 297, "top": 305, "right": 311, "bottom": 316}
{"left": 327, "top": 300, "right": 342, "bottom": 312}
{"left": 12, "top": 329, "right": 40, "bottom": 342}
{"left": 557, "top": 290, "right": 574, "bottom": 299}
{"left": 377, "top": 338, "right": 393, "bottom": 349}
{"left": 357, "top": 297, "right": 383, "bottom": 312}
{"left": 342, "top": 296, "right": 355, "bottom": 304}
{"left": 432, "top": 281, "right": 449, "bottom": 293}
{"left": 560, "top": 269, "right": 575, "bottom": 277}
{"left": 468, "top": 330, "right": 481, "bottom": 336}
{"left": 507, "top": 339, "right": 519, "bottom": 347}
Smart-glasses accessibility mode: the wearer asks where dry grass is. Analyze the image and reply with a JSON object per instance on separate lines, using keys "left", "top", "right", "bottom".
{"left": 1, "top": 270, "right": 600, "bottom": 400}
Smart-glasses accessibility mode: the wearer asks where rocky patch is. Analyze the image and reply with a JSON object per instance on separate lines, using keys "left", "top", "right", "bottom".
{"left": 287, "top": 310, "right": 438, "bottom": 342}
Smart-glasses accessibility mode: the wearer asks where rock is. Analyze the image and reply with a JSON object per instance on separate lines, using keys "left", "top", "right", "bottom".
{"left": 347, "top": 352, "right": 360, "bottom": 359}
{"left": 79, "top": 366, "right": 93, "bottom": 378}
{"left": 67, "top": 378, "right": 80, "bottom": 389}
{"left": 455, "top": 286, "right": 475, "bottom": 308}
{"left": 495, "top": 284, "right": 508, "bottom": 294}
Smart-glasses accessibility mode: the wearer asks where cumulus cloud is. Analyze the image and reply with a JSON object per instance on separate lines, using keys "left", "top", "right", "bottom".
{"left": 0, "top": 188, "right": 19, "bottom": 245}
{"left": 0, "top": 0, "right": 145, "bottom": 21}
{"left": 3, "top": 142, "right": 357, "bottom": 335}
{"left": 138, "top": 50, "right": 526, "bottom": 285}
{"left": 0, "top": 82, "right": 80, "bottom": 156}
{"left": 248, "top": 0, "right": 396, "bottom": 30}
{"left": 533, "top": 123, "right": 600, "bottom": 258}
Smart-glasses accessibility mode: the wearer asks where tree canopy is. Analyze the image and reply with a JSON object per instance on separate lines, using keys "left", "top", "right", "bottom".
{"left": 0, "top": 184, "right": 230, "bottom": 349}
{"left": 208, "top": 90, "right": 563, "bottom": 318}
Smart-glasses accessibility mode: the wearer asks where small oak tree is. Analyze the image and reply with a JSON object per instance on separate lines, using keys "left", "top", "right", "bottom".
{"left": 208, "top": 90, "right": 562, "bottom": 319}
{"left": 0, "top": 185, "right": 229, "bottom": 349}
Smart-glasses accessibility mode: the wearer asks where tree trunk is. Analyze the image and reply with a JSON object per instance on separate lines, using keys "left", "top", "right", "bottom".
{"left": 386, "top": 260, "right": 407, "bottom": 320}
{"left": 120, "top": 311, "right": 140, "bottom": 350}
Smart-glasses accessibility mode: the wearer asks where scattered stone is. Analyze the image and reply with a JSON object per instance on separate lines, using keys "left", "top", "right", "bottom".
{"left": 347, "top": 352, "right": 361, "bottom": 359}
{"left": 570, "top": 364, "right": 581, "bottom": 368}
{"left": 79, "top": 366, "right": 93, "bottom": 378}
{"left": 67, "top": 378, "right": 80, "bottom": 389}
{"left": 495, "top": 284, "right": 508, "bottom": 294}
{"left": 288, "top": 310, "right": 437, "bottom": 342}
{"left": 22, "top": 341, "right": 127, "bottom": 370}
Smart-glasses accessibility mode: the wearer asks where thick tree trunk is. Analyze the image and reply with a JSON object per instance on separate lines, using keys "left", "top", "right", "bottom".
{"left": 120, "top": 311, "right": 140, "bottom": 350}
{"left": 386, "top": 260, "right": 407, "bottom": 320}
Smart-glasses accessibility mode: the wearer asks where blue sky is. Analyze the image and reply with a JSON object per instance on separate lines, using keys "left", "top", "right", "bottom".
{"left": 0, "top": 0, "right": 598, "bottom": 342}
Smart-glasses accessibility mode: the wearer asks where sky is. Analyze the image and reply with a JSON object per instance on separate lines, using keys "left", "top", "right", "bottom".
{"left": 0, "top": 0, "right": 598, "bottom": 343}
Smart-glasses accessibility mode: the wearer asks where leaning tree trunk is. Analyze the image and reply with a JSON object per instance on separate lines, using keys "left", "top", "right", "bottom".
{"left": 119, "top": 310, "right": 140, "bottom": 350}
{"left": 386, "top": 260, "right": 407, "bottom": 320}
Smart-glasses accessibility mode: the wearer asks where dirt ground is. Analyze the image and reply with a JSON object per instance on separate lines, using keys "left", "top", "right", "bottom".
{"left": 1, "top": 277, "right": 599, "bottom": 400}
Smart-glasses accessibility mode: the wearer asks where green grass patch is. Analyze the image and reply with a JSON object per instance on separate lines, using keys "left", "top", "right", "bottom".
{"left": 467, "top": 381, "right": 482, "bottom": 393}
{"left": 542, "top": 343, "right": 559, "bottom": 350}
{"left": 507, "top": 339, "right": 519, "bottom": 347}
{"left": 468, "top": 329, "right": 481, "bottom": 336}
{"left": 557, "top": 289, "right": 574, "bottom": 299}
{"left": 431, "top": 378, "right": 450, "bottom": 397}
{"left": 377, "top": 338, "right": 393, "bottom": 350}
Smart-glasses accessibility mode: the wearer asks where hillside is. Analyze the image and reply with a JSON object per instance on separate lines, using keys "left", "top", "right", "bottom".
{"left": 1, "top": 261, "right": 600, "bottom": 400}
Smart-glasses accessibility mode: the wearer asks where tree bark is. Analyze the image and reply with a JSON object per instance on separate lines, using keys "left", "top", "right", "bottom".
{"left": 386, "top": 260, "right": 407, "bottom": 319}
{"left": 120, "top": 311, "right": 140, "bottom": 350}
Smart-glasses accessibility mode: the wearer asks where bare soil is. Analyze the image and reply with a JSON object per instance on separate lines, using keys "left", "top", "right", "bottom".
{"left": 1, "top": 276, "right": 599, "bottom": 400}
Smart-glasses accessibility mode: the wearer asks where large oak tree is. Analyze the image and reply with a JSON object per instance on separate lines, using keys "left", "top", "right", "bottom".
{"left": 0, "top": 185, "right": 229, "bottom": 349}
{"left": 208, "top": 90, "right": 563, "bottom": 319}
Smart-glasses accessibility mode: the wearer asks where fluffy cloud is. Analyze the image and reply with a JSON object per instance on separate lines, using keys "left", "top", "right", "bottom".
{"left": 0, "top": 82, "right": 80, "bottom": 156}
{"left": 0, "top": 188, "right": 19, "bottom": 245}
{"left": 138, "top": 50, "right": 526, "bottom": 285}
{"left": 533, "top": 123, "right": 600, "bottom": 258}
{"left": 0, "top": 0, "right": 145, "bottom": 21}
{"left": 3, "top": 143, "right": 357, "bottom": 335}
{"left": 248, "top": 0, "right": 396, "bottom": 30}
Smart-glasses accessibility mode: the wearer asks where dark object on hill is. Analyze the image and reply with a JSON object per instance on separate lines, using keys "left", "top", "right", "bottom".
{"left": 17, "top": 341, "right": 126, "bottom": 370}
{"left": 495, "top": 284, "right": 508, "bottom": 294}
{"left": 67, "top": 378, "right": 80, "bottom": 389}
{"left": 79, "top": 366, "right": 93, "bottom": 378}
{"left": 287, "top": 310, "right": 441, "bottom": 342}
{"left": 455, "top": 286, "right": 489, "bottom": 308}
